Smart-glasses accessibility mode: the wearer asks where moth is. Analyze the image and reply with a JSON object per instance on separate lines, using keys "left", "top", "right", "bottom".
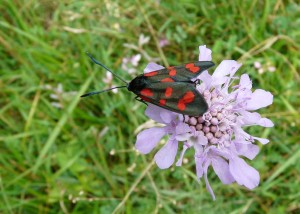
{"left": 81, "top": 53, "right": 214, "bottom": 116}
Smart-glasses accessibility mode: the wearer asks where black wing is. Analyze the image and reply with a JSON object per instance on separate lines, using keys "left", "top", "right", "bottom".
{"left": 137, "top": 81, "right": 208, "bottom": 116}
{"left": 143, "top": 61, "right": 214, "bottom": 82}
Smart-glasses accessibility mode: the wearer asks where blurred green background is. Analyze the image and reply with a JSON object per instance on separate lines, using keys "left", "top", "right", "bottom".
{"left": 1, "top": 0, "right": 299, "bottom": 213}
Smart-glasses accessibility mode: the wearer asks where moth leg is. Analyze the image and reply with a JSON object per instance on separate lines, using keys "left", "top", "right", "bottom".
{"left": 182, "top": 114, "right": 186, "bottom": 123}
{"left": 135, "top": 96, "right": 148, "bottom": 106}
{"left": 193, "top": 79, "right": 201, "bottom": 86}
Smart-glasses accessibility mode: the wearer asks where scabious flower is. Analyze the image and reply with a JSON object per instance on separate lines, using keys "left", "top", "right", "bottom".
{"left": 135, "top": 45, "right": 274, "bottom": 200}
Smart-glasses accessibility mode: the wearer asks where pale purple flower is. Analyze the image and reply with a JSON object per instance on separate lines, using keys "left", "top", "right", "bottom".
{"left": 268, "top": 66, "right": 276, "bottom": 72}
{"left": 44, "top": 83, "right": 77, "bottom": 109}
{"left": 159, "top": 37, "right": 169, "bottom": 48}
{"left": 103, "top": 71, "right": 118, "bottom": 93}
{"left": 254, "top": 61, "right": 276, "bottom": 74}
{"left": 254, "top": 61, "right": 261, "bottom": 69}
{"left": 138, "top": 34, "right": 150, "bottom": 47}
{"left": 135, "top": 45, "right": 274, "bottom": 200}
{"left": 122, "top": 54, "right": 141, "bottom": 75}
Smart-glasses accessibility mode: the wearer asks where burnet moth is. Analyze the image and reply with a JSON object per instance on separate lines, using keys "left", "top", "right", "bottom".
{"left": 81, "top": 53, "right": 215, "bottom": 116}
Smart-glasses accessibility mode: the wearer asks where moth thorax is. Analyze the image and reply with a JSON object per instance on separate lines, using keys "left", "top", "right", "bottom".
{"left": 128, "top": 76, "right": 147, "bottom": 92}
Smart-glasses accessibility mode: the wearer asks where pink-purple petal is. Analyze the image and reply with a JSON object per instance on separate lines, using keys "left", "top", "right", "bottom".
{"left": 234, "top": 142, "right": 260, "bottom": 160}
{"left": 257, "top": 118, "right": 274, "bottom": 127}
{"left": 176, "top": 144, "right": 189, "bottom": 166}
{"left": 246, "top": 89, "right": 273, "bottom": 110}
{"left": 229, "top": 156, "right": 260, "bottom": 189}
{"left": 240, "top": 111, "right": 261, "bottom": 125}
{"left": 135, "top": 127, "right": 166, "bottom": 154}
{"left": 176, "top": 123, "right": 191, "bottom": 134}
{"left": 212, "top": 156, "right": 235, "bottom": 184}
{"left": 253, "top": 136, "right": 269, "bottom": 145}
{"left": 212, "top": 60, "right": 242, "bottom": 79}
{"left": 144, "top": 62, "right": 165, "bottom": 73}
{"left": 154, "top": 138, "right": 178, "bottom": 169}
{"left": 160, "top": 110, "right": 177, "bottom": 124}
{"left": 240, "top": 74, "right": 252, "bottom": 90}
{"left": 240, "top": 111, "right": 274, "bottom": 127}
{"left": 175, "top": 133, "right": 191, "bottom": 141}
{"left": 198, "top": 70, "right": 212, "bottom": 85}
{"left": 145, "top": 104, "right": 165, "bottom": 123}
{"left": 195, "top": 155, "right": 204, "bottom": 178}
{"left": 203, "top": 161, "right": 216, "bottom": 200}
{"left": 198, "top": 45, "right": 212, "bottom": 61}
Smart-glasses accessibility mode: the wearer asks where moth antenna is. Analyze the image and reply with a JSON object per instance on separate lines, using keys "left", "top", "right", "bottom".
{"left": 86, "top": 52, "right": 128, "bottom": 85}
{"left": 81, "top": 86, "right": 127, "bottom": 98}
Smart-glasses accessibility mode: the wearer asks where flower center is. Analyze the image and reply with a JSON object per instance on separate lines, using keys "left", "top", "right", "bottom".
{"left": 184, "top": 89, "right": 236, "bottom": 148}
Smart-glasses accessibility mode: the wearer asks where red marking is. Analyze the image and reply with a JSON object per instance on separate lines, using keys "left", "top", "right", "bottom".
{"left": 185, "top": 63, "right": 200, "bottom": 73}
{"left": 140, "top": 95, "right": 150, "bottom": 102}
{"left": 159, "top": 99, "right": 166, "bottom": 106}
{"left": 165, "top": 87, "right": 173, "bottom": 97}
{"left": 169, "top": 69, "right": 176, "bottom": 76}
{"left": 177, "top": 91, "right": 195, "bottom": 111}
{"left": 185, "top": 63, "right": 194, "bottom": 68}
{"left": 140, "top": 88, "right": 153, "bottom": 97}
{"left": 161, "top": 77, "right": 174, "bottom": 82}
{"left": 178, "top": 100, "right": 186, "bottom": 111}
{"left": 167, "top": 66, "right": 175, "bottom": 70}
{"left": 182, "top": 91, "right": 195, "bottom": 103}
{"left": 189, "top": 66, "right": 200, "bottom": 73}
{"left": 144, "top": 71, "right": 158, "bottom": 77}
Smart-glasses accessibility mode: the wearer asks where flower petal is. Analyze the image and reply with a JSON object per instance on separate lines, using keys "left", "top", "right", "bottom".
{"left": 154, "top": 138, "right": 178, "bottom": 169}
{"left": 144, "top": 62, "right": 165, "bottom": 73}
{"left": 198, "top": 70, "right": 212, "bottom": 86}
{"left": 253, "top": 136, "right": 269, "bottom": 145}
{"left": 212, "top": 156, "right": 235, "bottom": 184}
{"left": 195, "top": 156, "right": 204, "bottom": 178}
{"left": 136, "top": 127, "right": 166, "bottom": 154}
{"left": 145, "top": 104, "right": 165, "bottom": 123}
{"left": 212, "top": 60, "right": 242, "bottom": 79}
{"left": 246, "top": 89, "right": 273, "bottom": 110}
{"left": 175, "top": 133, "right": 191, "bottom": 141}
{"left": 234, "top": 142, "right": 259, "bottom": 160}
{"left": 176, "top": 123, "right": 191, "bottom": 135}
{"left": 240, "top": 111, "right": 274, "bottom": 127}
{"left": 176, "top": 144, "right": 189, "bottom": 166}
{"left": 240, "top": 74, "right": 252, "bottom": 90}
{"left": 229, "top": 156, "right": 260, "bottom": 189}
{"left": 160, "top": 110, "right": 177, "bottom": 124}
{"left": 258, "top": 118, "right": 274, "bottom": 127}
{"left": 198, "top": 45, "right": 212, "bottom": 61}
{"left": 203, "top": 160, "right": 216, "bottom": 200}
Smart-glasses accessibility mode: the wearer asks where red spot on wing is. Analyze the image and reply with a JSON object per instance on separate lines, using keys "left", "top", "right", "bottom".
{"left": 161, "top": 77, "right": 174, "bottom": 82}
{"left": 165, "top": 87, "right": 173, "bottom": 97}
{"left": 177, "top": 91, "right": 195, "bottom": 111}
{"left": 140, "top": 88, "right": 153, "bottom": 97}
{"left": 140, "top": 96, "right": 151, "bottom": 102}
{"left": 144, "top": 71, "right": 158, "bottom": 77}
{"left": 169, "top": 69, "right": 176, "bottom": 76}
{"left": 178, "top": 100, "right": 186, "bottom": 111}
{"left": 182, "top": 91, "right": 195, "bottom": 103}
{"left": 167, "top": 66, "right": 175, "bottom": 70}
{"left": 185, "top": 63, "right": 194, "bottom": 68}
{"left": 189, "top": 66, "right": 200, "bottom": 73}
{"left": 159, "top": 99, "right": 166, "bottom": 106}
{"left": 185, "top": 63, "right": 200, "bottom": 73}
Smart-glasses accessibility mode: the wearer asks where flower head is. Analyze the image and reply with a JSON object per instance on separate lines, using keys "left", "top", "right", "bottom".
{"left": 135, "top": 45, "right": 274, "bottom": 200}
